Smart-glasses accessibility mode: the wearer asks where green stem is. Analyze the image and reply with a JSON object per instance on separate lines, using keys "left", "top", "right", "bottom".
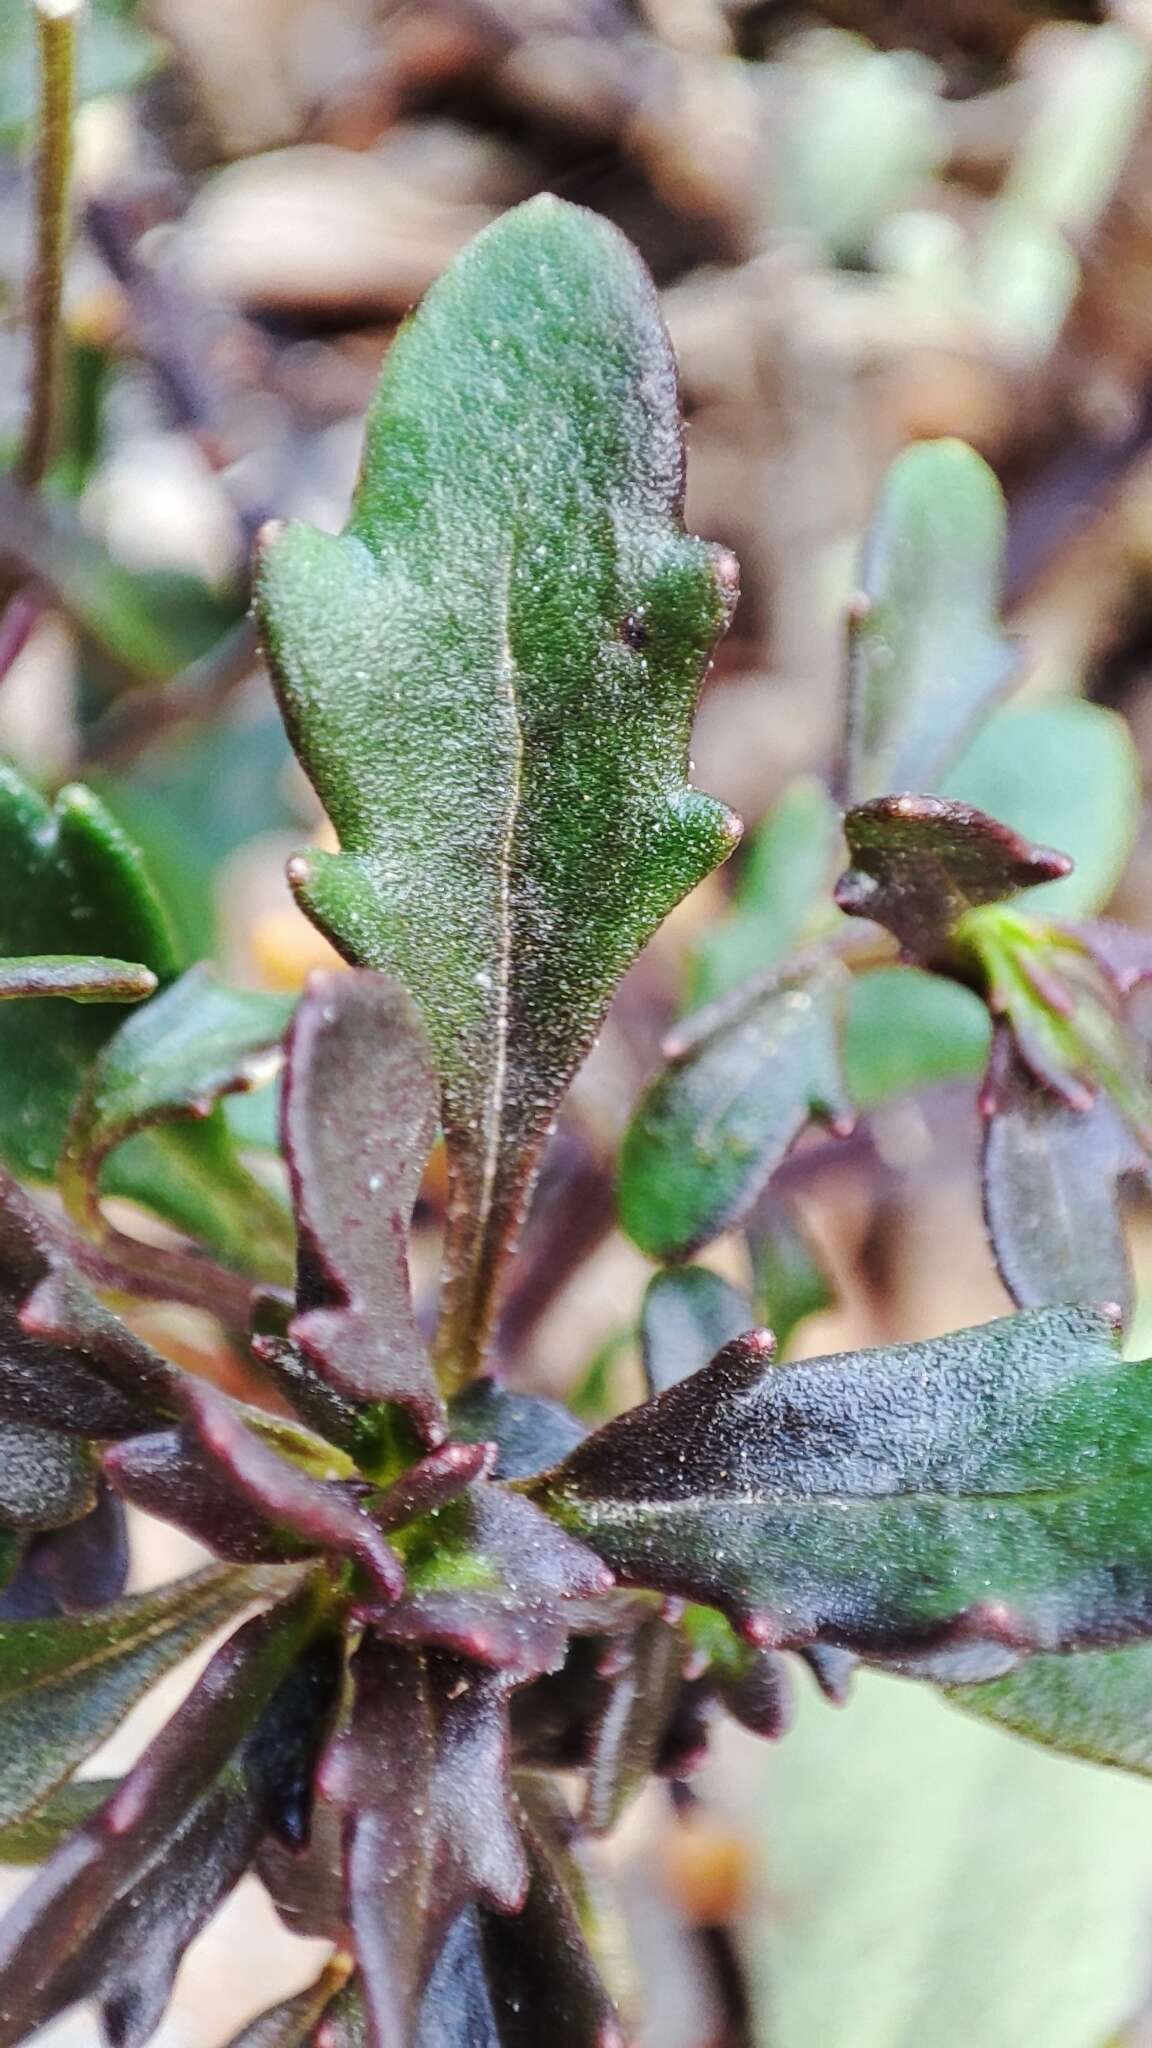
{"left": 18, "top": 0, "right": 80, "bottom": 492}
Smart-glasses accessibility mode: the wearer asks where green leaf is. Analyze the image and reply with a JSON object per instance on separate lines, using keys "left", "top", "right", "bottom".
{"left": 747, "top": 1195, "right": 833, "bottom": 1353}
{"left": 533, "top": 1303, "right": 1152, "bottom": 1658}
{"left": 255, "top": 195, "right": 740, "bottom": 1384}
{"left": 743, "top": 1667, "right": 1152, "bottom": 2048}
{"left": 0, "top": 1781, "right": 114, "bottom": 1866}
{"left": 59, "top": 964, "right": 294, "bottom": 1264}
{"left": 687, "top": 776, "right": 839, "bottom": 1009}
{"left": 0, "top": 0, "right": 162, "bottom": 144}
{"left": 843, "top": 966, "right": 990, "bottom": 1109}
{"left": 617, "top": 961, "right": 851, "bottom": 1261}
{"left": 0, "top": 957, "right": 156, "bottom": 1003}
{"left": 942, "top": 699, "right": 1141, "bottom": 919}
{"left": 0, "top": 765, "right": 178, "bottom": 1183}
{"left": 843, "top": 440, "right": 1017, "bottom": 802}
{"left": 947, "top": 1641, "right": 1152, "bottom": 1779}
{"left": 0, "top": 1563, "right": 279, "bottom": 1832}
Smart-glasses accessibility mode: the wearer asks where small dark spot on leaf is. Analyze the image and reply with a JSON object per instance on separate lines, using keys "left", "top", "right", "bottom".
{"left": 619, "top": 613, "right": 650, "bottom": 651}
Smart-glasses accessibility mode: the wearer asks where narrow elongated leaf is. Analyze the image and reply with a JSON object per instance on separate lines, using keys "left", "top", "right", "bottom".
{"left": 0, "top": 1780, "right": 114, "bottom": 1864}
{"left": 0, "top": 767, "right": 178, "bottom": 1184}
{"left": 843, "top": 440, "right": 1018, "bottom": 802}
{"left": 688, "top": 776, "right": 838, "bottom": 1009}
{"left": 835, "top": 796, "right": 1070, "bottom": 963}
{"left": 283, "top": 970, "right": 444, "bottom": 1446}
{"left": 947, "top": 1642, "right": 1152, "bottom": 1777}
{"left": 0, "top": 1578, "right": 325, "bottom": 2048}
{"left": 583, "top": 1614, "right": 685, "bottom": 1833}
{"left": 256, "top": 195, "right": 740, "bottom": 1385}
{"left": 618, "top": 963, "right": 851, "bottom": 1261}
{"left": 59, "top": 964, "right": 293, "bottom": 1240}
{"left": 0, "top": 1563, "right": 279, "bottom": 1831}
{"left": 982, "top": 1029, "right": 1142, "bottom": 1314}
{"left": 480, "top": 1796, "right": 625, "bottom": 2046}
{"left": 533, "top": 1305, "right": 1152, "bottom": 1658}
{"left": 0, "top": 957, "right": 156, "bottom": 1003}
{"left": 319, "top": 1638, "right": 528, "bottom": 2045}
{"left": 640, "top": 1266, "right": 751, "bottom": 1397}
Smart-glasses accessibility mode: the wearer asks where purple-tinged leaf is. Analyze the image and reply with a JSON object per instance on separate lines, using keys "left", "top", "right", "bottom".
{"left": 256, "top": 196, "right": 741, "bottom": 1390}
{"left": 618, "top": 962, "right": 852, "bottom": 1262}
{"left": 1067, "top": 917, "right": 1152, "bottom": 996}
{"left": 480, "top": 1790, "right": 624, "bottom": 2047}
{"left": 104, "top": 1428, "right": 318, "bottom": 1565}
{"left": 0, "top": 1575, "right": 326, "bottom": 2048}
{"left": 842, "top": 440, "right": 1018, "bottom": 802}
{"left": 417, "top": 1914, "right": 500, "bottom": 2048}
{"left": 222, "top": 1958, "right": 355, "bottom": 2048}
{"left": 800, "top": 1644, "right": 857, "bottom": 1705}
{"left": 315, "top": 1977, "right": 370, "bottom": 2048}
{"left": 58, "top": 964, "right": 293, "bottom": 1246}
{"left": 0, "top": 1562, "right": 285, "bottom": 1834}
{"left": 319, "top": 1638, "right": 528, "bottom": 2047}
{"left": 0, "top": 1168, "right": 174, "bottom": 1438}
{"left": 981, "top": 1027, "right": 1142, "bottom": 1315}
{"left": 374, "top": 1441, "right": 495, "bottom": 1531}
{"left": 532, "top": 1305, "right": 1152, "bottom": 1660}
{"left": 283, "top": 970, "right": 444, "bottom": 1445}
{"left": 584, "top": 1614, "right": 685, "bottom": 1833}
{"left": 182, "top": 1382, "right": 404, "bottom": 1601}
{"left": 714, "top": 1644, "right": 794, "bottom": 1741}
{"left": 640, "top": 1267, "right": 751, "bottom": 1397}
{"left": 0, "top": 1484, "right": 128, "bottom": 1619}
{"left": 835, "top": 796, "right": 1070, "bottom": 963}
{"left": 0, "top": 956, "right": 157, "bottom": 1003}
{"left": 360, "top": 1486, "right": 611, "bottom": 1679}
{"left": 450, "top": 1383, "right": 586, "bottom": 1481}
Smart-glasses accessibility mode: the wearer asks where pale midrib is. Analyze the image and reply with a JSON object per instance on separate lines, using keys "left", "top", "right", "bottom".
{"left": 474, "top": 544, "right": 523, "bottom": 1256}
{"left": 560, "top": 1477, "right": 1137, "bottom": 1519}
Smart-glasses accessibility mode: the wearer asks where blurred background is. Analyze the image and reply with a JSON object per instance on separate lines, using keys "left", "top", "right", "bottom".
{"left": 9, "top": 1, "right": 1152, "bottom": 2043}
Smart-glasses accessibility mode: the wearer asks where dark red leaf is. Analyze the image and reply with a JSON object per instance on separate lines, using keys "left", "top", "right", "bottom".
{"left": 282, "top": 971, "right": 444, "bottom": 1445}
{"left": 319, "top": 1638, "right": 528, "bottom": 2047}
{"left": 583, "top": 1613, "right": 686, "bottom": 1833}
{"left": 480, "top": 1789, "right": 624, "bottom": 2048}
{"left": 836, "top": 795, "right": 1070, "bottom": 962}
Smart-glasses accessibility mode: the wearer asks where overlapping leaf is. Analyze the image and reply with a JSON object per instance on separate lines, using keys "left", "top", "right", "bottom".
{"left": 532, "top": 1304, "right": 1152, "bottom": 1659}
{"left": 843, "top": 439, "right": 1018, "bottom": 802}
{"left": 618, "top": 960, "right": 852, "bottom": 1261}
{"left": 0, "top": 1563, "right": 280, "bottom": 1833}
{"left": 835, "top": 795, "right": 1070, "bottom": 962}
{"left": 281, "top": 969, "right": 444, "bottom": 1446}
{"left": 688, "top": 776, "right": 838, "bottom": 1009}
{"left": 256, "top": 195, "right": 741, "bottom": 1384}
{"left": 59, "top": 963, "right": 293, "bottom": 1249}
{"left": 0, "top": 1579, "right": 328, "bottom": 2048}
{"left": 318, "top": 1637, "right": 528, "bottom": 2045}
